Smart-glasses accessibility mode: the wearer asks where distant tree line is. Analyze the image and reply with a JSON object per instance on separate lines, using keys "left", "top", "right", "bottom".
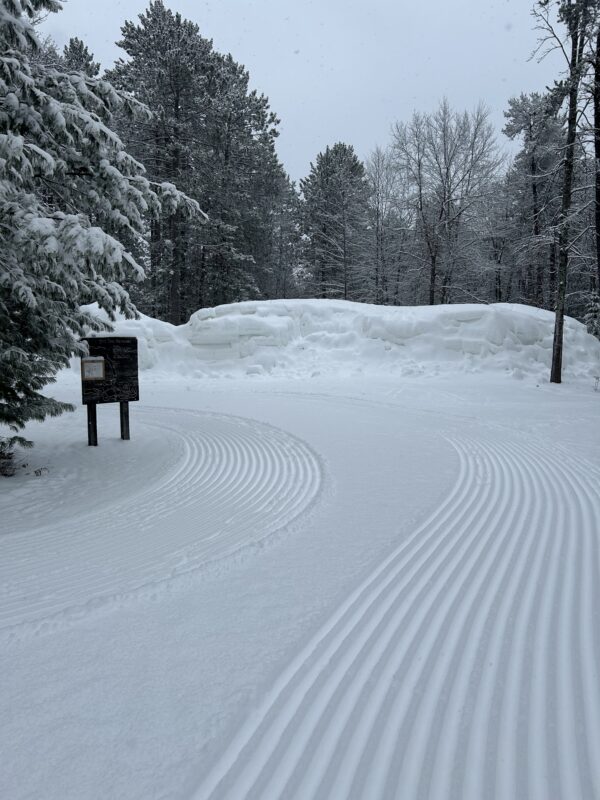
{"left": 31, "top": 1, "right": 600, "bottom": 338}
{"left": 84, "top": 3, "right": 600, "bottom": 351}
{"left": 1, "top": 0, "right": 600, "bottom": 466}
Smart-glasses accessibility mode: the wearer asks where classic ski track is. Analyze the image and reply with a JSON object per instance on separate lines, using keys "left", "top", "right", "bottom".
{"left": 261, "top": 386, "right": 600, "bottom": 479}
{"left": 193, "top": 432, "right": 600, "bottom": 800}
{"left": 0, "top": 407, "right": 322, "bottom": 634}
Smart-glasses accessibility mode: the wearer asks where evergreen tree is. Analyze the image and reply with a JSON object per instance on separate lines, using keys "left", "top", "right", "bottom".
{"left": 63, "top": 36, "right": 100, "bottom": 77}
{"left": 110, "top": 1, "right": 289, "bottom": 322}
{"left": 0, "top": 0, "right": 198, "bottom": 455}
{"left": 108, "top": 1, "right": 213, "bottom": 322}
{"left": 584, "top": 293, "right": 600, "bottom": 337}
{"left": 263, "top": 179, "right": 304, "bottom": 299}
{"left": 197, "top": 52, "right": 285, "bottom": 308}
{"left": 301, "top": 143, "right": 370, "bottom": 300}
{"left": 504, "top": 92, "right": 564, "bottom": 307}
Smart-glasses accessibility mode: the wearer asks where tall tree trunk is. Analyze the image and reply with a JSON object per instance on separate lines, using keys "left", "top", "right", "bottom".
{"left": 342, "top": 206, "right": 348, "bottom": 300}
{"left": 551, "top": 1, "right": 589, "bottom": 384}
{"left": 549, "top": 234, "right": 557, "bottom": 301}
{"left": 495, "top": 267, "right": 502, "bottom": 301}
{"left": 394, "top": 257, "right": 402, "bottom": 305}
{"left": 319, "top": 227, "right": 327, "bottom": 299}
{"left": 374, "top": 204, "right": 381, "bottom": 304}
{"left": 429, "top": 253, "right": 437, "bottom": 305}
{"left": 169, "top": 214, "right": 181, "bottom": 324}
{"left": 531, "top": 154, "right": 544, "bottom": 305}
{"left": 594, "top": 25, "right": 600, "bottom": 291}
{"left": 150, "top": 218, "right": 162, "bottom": 318}
{"left": 168, "top": 85, "right": 183, "bottom": 324}
{"left": 380, "top": 243, "right": 388, "bottom": 304}
{"left": 197, "top": 245, "right": 206, "bottom": 309}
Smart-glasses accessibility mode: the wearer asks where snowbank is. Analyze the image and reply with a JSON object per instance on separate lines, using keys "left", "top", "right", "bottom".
{"left": 80, "top": 305, "right": 193, "bottom": 372}
{"left": 81, "top": 299, "right": 600, "bottom": 380}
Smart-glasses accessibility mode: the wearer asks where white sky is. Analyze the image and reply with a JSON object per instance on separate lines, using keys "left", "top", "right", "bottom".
{"left": 44, "top": 0, "right": 562, "bottom": 182}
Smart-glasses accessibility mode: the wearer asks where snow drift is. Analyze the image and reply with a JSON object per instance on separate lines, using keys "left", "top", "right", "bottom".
{"left": 82, "top": 299, "right": 600, "bottom": 380}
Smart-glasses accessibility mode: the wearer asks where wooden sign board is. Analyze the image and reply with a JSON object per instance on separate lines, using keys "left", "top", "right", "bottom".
{"left": 81, "top": 337, "right": 139, "bottom": 405}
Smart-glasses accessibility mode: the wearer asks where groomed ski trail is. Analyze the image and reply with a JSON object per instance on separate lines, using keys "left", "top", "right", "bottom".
{"left": 192, "top": 433, "right": 600, "bottom": 800}
{"left": 0, "top": 407, "right": 322, "bottom": 637}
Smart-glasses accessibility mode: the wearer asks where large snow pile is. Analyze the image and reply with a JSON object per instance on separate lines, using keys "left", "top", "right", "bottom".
{"left": 82, "top": 299, "right": 600, "bottom": 380}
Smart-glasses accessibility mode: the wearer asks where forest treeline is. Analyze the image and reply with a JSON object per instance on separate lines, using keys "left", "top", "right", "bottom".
{"left": 33, "top": 1, "right": 600, "bottom": 330}
{"left": 1, "top": 0, "right": 599, "bottom": 461}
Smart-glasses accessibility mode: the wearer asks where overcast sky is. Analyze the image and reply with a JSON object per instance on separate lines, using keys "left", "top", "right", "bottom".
{"left": 43, "top": 0, "right": 562, "bottom": 182}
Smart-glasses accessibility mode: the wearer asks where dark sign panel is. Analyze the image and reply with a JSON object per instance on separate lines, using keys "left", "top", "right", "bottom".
{"left": 81, "top": 337, "right": 139, "bottom": 405}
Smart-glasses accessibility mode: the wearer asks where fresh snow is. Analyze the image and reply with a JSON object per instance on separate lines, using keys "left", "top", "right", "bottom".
{"left": 1, "top": 300, "right": 600, "bottom": 800}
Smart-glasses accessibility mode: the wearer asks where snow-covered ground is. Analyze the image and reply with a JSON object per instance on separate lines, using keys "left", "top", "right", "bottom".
{"left": 1, "top": 301, "right": 599, "bottom": 799}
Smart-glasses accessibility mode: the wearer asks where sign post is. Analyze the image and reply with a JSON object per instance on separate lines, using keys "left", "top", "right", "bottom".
{"left": 119, "top": 401, "right": 130, "bottom": 441}
{"left": 81, "top": 337, "right": 139, "bottom": 446}
{"left": 87, "top": 402, "right": 98, "bottom": 447}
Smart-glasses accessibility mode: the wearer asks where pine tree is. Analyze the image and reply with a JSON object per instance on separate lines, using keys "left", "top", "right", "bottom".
{"left": 261, "top": 178, "right": 304, "bottom": 299}
{"left": 108, "top": 1, "right": 213, "bottom": 322}
{"left": 198, "top": 53, "right": 284, "bottom": 308}
{"left": 110, "top": 1, "right": 289, "bottom": 321}
{"left": 0, "top": 0, "right": 198, "bottom": 457}
{"left": 301, "top": 143, "right": 371, "bottom": 300}
{"left": 63, "top": 37, "right": 100, "bottom": 77}
{"left": 504, "top": 93, "right": 564, "bottom": 307}
{"left": 584, "top": 293, "right": 600, "bottom": 337}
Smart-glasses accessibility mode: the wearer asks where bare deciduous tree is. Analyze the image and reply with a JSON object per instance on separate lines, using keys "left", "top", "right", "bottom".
{"left": 392, "top": 100, "right": 501, "bottom": 305}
